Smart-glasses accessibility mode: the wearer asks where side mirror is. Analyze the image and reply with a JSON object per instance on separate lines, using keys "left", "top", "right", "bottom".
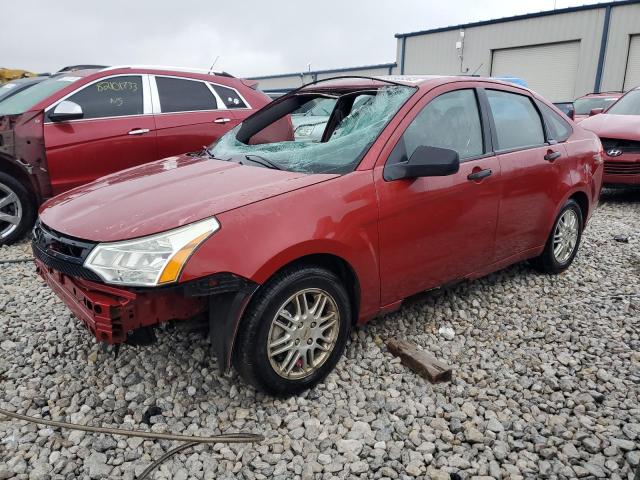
{"left": 589, "top": 107, "right": 604, "bottom": 116}
{"left": 385, "top": 146, "right": 460, "bottom": 181}
{"left": 567, "top": 108, "right": 575, "bottom": 120}
{"left": 49, "top": 100, "right": 83, "bottom": 122}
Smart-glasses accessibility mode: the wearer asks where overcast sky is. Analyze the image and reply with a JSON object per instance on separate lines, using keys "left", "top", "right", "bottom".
{"left": 2, "top": 0, "right": 608, "bottom": 78}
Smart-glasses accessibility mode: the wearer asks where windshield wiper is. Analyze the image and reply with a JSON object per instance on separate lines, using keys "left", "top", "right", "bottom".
{"left": 243, "top": 154, "right": 282, "bottom": 170}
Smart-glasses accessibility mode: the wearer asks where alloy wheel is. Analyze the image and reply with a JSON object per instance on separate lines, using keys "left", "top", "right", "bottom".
{"left": 267, "top": 288, "right": 340, "bottom": 380}
{"left": 0, "top": 182, "right": 22, "bottom": 240}
{"left": 553, "top": 209, "right": 579, "bottom": 264}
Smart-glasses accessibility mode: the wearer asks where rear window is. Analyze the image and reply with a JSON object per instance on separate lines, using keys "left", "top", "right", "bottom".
{"left": 212, "top": 84, "right": 248, "bottom": 108}
{"left": 0, "top": 76, "right": 79, "bottom": 115}
{"left": 156, "top": 77, "right": 217, "bottom": 113}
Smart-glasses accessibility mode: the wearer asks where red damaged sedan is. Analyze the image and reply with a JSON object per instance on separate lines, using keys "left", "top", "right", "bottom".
{"left": 33, "top": 76, "right": 603, "bottom": 395}
{"left": 579, "top": 86, "right": 640, "bottom": 187}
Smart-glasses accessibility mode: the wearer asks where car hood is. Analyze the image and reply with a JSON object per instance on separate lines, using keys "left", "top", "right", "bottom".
{"left": 40, "top": 155, "right": 337, "bottom": 242}
{"left": 578, "top": 113, "right": 640, "bottom": 140}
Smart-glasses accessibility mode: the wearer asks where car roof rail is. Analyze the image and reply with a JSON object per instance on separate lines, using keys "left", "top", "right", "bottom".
{"left": 101, "top": 65, "right": 234, "bottom": 77}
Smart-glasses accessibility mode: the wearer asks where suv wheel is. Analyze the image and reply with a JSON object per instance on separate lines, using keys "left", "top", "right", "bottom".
{"left": 0, "top": 172, "right": 35, "bottom": 246}
{"left": 233, "top": 266, "right": 351, "bottom": 396}
{"left": 530, "top": 199, "right": 583, "bottom": 274}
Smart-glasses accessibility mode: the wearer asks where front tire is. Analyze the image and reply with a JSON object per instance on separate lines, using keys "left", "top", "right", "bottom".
{"left": 0, "top": 172, "right": 36, "bottom": 246}
{"left": 233, "top": 266, "right": 351, "bottom": 396}
{"left": 530, "top": 199, "right": 583, "bottom": 274}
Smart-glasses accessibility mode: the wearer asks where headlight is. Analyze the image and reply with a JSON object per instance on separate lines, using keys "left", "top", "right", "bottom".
{"left": 84, "top": 217, "right": 219, "bottom": 287}
{"left": 295, "top": 124, "right": 315, "bottom": 137}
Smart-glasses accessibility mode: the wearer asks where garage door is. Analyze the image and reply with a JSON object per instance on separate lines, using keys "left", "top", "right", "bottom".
{"left": 623, "top": 35, "right": 640, "bottom": 91}
{"left": 491, "top": 41, "right": 580, "bottom": 102}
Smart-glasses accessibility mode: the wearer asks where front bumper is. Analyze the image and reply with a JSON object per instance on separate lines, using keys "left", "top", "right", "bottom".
{"left": 603, "top": 154, "right": 640, "bottom": 186}
{"left": 35, "top": 258, "right": 206, "bottom": 344}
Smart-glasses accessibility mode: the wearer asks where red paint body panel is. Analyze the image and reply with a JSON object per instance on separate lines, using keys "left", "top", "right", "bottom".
{"left": 154, "top": 111, "right": 242, "bottom": 159}
{"left": 45, "top": 115, "right": 158, "bottom": 194}
{"left": 37, "top": 76, "right": 604, "bottom": 339}
{"left": 579, "top": 113, "right": 640, "bottom": 185}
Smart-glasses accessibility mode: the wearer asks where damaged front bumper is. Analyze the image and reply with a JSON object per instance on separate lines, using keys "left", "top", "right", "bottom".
{"left": 32, "top": 221, "right": 259, "bottom": 372}
{"left": 35, "top": 257, "right": 208, "bottom": 344}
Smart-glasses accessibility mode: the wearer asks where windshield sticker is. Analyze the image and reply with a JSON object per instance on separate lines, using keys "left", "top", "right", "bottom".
{"left": 96, "top": 81, "right": 138, "bottom": 92}
{"left": 57, "top": 76, "right": 82, "bottom": 82}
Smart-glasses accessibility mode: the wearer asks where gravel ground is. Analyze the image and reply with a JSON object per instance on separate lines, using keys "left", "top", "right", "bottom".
{"left": 1, "top": 189, "right": 639, "bottom": 480}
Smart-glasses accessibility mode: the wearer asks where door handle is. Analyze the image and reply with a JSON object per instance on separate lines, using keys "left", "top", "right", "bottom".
{"left": 467, "top": 168, "right": 492, "bottom": 181}
{"left": 213, "top": 118, "right": 231, "bottom": 124}
{"left": 544, "top": 150, "right": 561, "bottom": 162}
{"left": 128, "top": 128, "right": 150, "bottom": 135}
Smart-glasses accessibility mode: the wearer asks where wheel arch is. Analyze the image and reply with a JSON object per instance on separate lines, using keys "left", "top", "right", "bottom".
{"left": 568, "top": 190, "right": 589, "bottom": 227}
{"left": 0, "top": 156, "right": 38, "bottom": 201}
{"left": 253, "top": 252, "right": 362, "bottom": 326}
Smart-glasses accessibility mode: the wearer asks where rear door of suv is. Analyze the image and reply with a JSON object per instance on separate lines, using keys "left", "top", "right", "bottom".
{"left": 151, "top": 75, "right": 246, "bottom": 158}
{"left": 44, "top": 74, "right": 157, "bottom": 194}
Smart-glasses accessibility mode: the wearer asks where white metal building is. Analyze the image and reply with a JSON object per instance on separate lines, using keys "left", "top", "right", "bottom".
{"left": 251, "top": 0, "right": 640, "bottom": 102}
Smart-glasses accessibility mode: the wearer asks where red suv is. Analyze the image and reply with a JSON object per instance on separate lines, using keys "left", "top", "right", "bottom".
{"left": 33, "top": 76, "right": 603, "bottom": 395}
{"left": 0, "top": 66, "right": 270, "bottom": 245}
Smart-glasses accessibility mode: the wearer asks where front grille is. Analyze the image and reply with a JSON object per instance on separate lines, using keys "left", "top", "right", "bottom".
{"left": 601, "top": 138, "right": 640, "bottom": 154}
{"left": 604, "top": 161, "right": 640, "bottom": 175}
{"left": 32, "top": 220, "right": 101, "bottom": 281}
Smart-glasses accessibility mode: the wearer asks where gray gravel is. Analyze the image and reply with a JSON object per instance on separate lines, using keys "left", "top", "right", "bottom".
{"left": 1, "top": 189, "right": 639, "bottom": 480}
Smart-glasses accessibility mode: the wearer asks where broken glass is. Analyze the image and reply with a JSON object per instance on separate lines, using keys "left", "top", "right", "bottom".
{"left": 210, "top": 85, "right": 415, "bottom": 174}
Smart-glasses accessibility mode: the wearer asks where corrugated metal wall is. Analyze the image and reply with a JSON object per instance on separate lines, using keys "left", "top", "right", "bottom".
{"left": 400, "top": 8, "right": 605, "bottom": 100}
{"left": 601, "top": 3, "right": 640, "bottom": 91}
{"left": 251, "top": 2, "right": 640, "bottom": 99}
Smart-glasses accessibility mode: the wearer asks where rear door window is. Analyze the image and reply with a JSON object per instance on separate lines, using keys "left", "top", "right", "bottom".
{"left": 486, "top": 89, "right": 545, "bottom": 151}
{"left": 156, "top": 76, "right": 218, "bottom": 113}
{"left": 211, "top": 84, "right": 248, "bottom": 108}
{"left": 536, "top": 101, "right": 573, "bottom": 142}
{"left": 56, "top": 75, "right": 144, "bottom": 120}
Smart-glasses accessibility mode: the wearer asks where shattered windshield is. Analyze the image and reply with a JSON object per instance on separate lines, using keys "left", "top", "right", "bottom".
{"left": 210, "top": 85, "right": 415, "bottom": 174}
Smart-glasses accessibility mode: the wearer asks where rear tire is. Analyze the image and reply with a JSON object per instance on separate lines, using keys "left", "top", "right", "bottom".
{"left": 530, "top": 199, "right": 583, "bottom": 274}
{"left": 233, "top": 266, "right": 351, "bottom": 396}
{"left": 0, "top": 172, "right": 35, "bottom": 246}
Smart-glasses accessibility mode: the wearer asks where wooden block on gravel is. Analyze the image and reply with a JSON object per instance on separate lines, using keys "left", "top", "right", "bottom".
{"left": 387, "top": 338, "right": 452, "bottom": 383}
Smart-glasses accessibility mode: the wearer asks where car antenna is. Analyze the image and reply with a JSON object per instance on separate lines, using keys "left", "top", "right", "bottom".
{"left": 208, "top": 55, "right": 220, "bottom": 75}
{"left": 471, "top": 63, "right": 484, "bottom": 76}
